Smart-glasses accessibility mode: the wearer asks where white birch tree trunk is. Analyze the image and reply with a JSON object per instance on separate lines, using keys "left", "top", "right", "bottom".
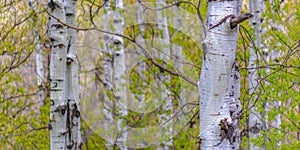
{"left": 231, "top": 61, "right": 242, "bottom": 149}
{"left": 48, "top": 0, "right": 68, "bottom": 149}
{"left": 103, "top": 0, "right": 115, "bottom": 148}
{"left": 35, "top": 29, "right": 45, "bottom": 105}
{"left": 103, "top": 0, "right": 127, "bottom": 148}
{"left": 199, "top": 0, "right": 245, "bottom": 149}
{"left": 249, "top": 1, "right": 265, "bottom": 149}
{"left": 112, "top": 0, "right": 128, "bottom": 149}
{"left": 232, "top": 6, "right": 243, "bottom": 150}
{"left": 29, "top": 0, "right": 45, "bottom": 106}
{"left": 156, "top": 0, "right": 173, "bottom": 149}
{"left": 65, "top": 0, "right": 82, "bottom": 149}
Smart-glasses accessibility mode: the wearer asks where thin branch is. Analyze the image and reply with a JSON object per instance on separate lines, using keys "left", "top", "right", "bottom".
{"left": 138, "top": 0, "right": 206, "bottom": 37}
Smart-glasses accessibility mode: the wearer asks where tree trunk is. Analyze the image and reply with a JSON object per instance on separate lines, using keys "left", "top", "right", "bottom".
{"left": 48, "top": 0, "right": 68, "bottom": 149}
{"left": 112, "top": 0, "right": 128, "bottom": 149}
{"left": 102, "top": 0, "right": 115, "bottom": 148}
{"left": 29, "top": 0, "right": 45, "bottom": 106}
{"left": 199, "top": 0, "right": 245, "bottom": 149}
{"left": 248, "top": 0, "right": 265, "bottom": 149}
{"left": 103, "top": 0, "right": 127, "bottom": 148}
{"left": 65, "top": 0, "right": 82, "bottom": 149}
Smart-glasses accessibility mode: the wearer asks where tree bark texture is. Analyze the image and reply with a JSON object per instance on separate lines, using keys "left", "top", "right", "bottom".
{"left": 65, "top": 0, "right": 82, "bottom": 149}
{"left": 199, "top": 0, "right": 244, "bottom": 149}
{"left": 49, "top": 0, "right": 82, "bottom": 149}
{"left": 49, "top": 0, "right": 68, "bottom": 149}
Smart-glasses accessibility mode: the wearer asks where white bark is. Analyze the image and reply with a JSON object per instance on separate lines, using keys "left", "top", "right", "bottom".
{"left": 156, "top": 0, "right": 173, "bottom": 149}
{"left": 103, "top": 0, "right": 127, "bottom": 148}
{"left": 102, "top": 0, "right": 116, "bottom": 148}
{"left": 65, "top": 0, "right": 82, "bottom": 149}
{"left": 112, "top": 0, "right": 128, "bottom": 149}
{"left": 49, "top": 0, "right": 68, "bottom": 149}
{"left": 103, "top": 0, "right": 113, "bottom": 111}
{"left": 29, "top": 0, "right": 45, "bottom": 106}
{"left": 199, "top": 1, "right": 241, "bottom": 149}
{"left": 229, "top": 61, "right": 242, "bottom": 149}
{"left": 35, "top": 34, "right": 45, "bottom": 105}
{"left": 249, "top": 1, "right": 265, "bottom": 149}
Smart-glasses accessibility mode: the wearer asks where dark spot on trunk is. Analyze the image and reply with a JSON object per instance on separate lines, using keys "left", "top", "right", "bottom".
{"left": 50, "top": 99, "right": 55, "bottom": 106}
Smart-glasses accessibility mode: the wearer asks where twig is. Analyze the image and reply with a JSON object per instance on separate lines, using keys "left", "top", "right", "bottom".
{"left": 209, "top": 13, "right": 253, "bottom": 30}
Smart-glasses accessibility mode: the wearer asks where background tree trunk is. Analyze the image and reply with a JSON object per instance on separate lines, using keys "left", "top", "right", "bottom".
{"left": 112, "top": 0, "right": 128, "bottom": 149}
{"left": 248, "top": 0, "right": 265, "bottom": 149}
{"left": 102, "top": 0, "right": 116, "bottom": 148}
{"left": 103, "top": 0, "right": 127, "bottom": 148}
{"left": 29, "top": 0, "right": 45, "bottom": 107}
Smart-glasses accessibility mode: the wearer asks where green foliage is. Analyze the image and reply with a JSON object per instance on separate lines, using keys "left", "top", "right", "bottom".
{"left": 0, "top": 0, "right": 50, "bottom": 149}
{"left": 1, "top": 0, "right": 299, "bottom": 149}
{"left": 237, "top": 1, "right": 300, "bottom": 149}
